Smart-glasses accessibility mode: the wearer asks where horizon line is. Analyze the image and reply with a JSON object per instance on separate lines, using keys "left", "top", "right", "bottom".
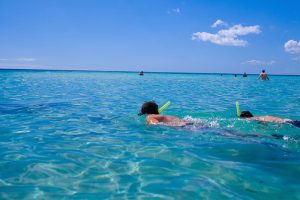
{"left": 0, "top": 67, "right": 299, "bottom": 76}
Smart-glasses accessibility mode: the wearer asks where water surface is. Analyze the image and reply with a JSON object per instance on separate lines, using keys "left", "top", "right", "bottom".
{"left": 0, "top": 70, "right": 300, "bottom": 199}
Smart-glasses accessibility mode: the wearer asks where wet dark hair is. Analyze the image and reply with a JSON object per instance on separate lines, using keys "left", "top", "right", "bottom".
{"left": 262, "top": 70, "right": 265, "bottom": 73}
{"left": 240, "top": 111, "right": 254, "bottom": 118}
{"left": 138, "top": 101, "right": 159, "bottom": 116}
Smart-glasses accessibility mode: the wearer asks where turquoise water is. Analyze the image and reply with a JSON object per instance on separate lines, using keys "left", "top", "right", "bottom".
{"left": 0, "top": 69, "right": 300, "bottom": 199}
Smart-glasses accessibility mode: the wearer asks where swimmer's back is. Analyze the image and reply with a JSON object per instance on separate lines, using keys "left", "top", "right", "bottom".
{"left": 250, "top": 116, "right": 290, "bottom": 123}
{"left": 146, "top": 114, "right": 187, "bottom": 126}
{"left": 259, "top": 73, "right": 269, "bottom": 80}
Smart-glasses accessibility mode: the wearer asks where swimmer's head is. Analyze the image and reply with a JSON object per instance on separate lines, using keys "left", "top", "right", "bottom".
{"left": 240, "top": 111, "right": 254, "bottom": 118}
{"left": 138, "top": 101, "right": 159, "bottom": 116}
{"left": 262, "top": 69, "right": 265, "bottom": 73}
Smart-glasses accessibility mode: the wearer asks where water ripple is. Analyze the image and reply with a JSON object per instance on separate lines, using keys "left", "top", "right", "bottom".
{"left": 1, "top": 71, "right": 300, "bottom": 199}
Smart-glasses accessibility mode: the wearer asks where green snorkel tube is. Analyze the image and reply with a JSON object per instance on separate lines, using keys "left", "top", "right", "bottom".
{"left": 159, "top": 101, "right": 171, "bottom": 113}
{"left": 236, "top": 101, "right": 241, "bottom": 117}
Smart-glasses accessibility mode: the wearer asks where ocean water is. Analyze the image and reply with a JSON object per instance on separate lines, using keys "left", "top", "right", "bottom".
{"left": 0, "top": 69, "right": 300, "bottom": 199}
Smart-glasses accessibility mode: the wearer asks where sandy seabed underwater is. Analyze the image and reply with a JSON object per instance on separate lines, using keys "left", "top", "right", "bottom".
{"left": 0, "top": 70, "right": 300, "bottom": 199}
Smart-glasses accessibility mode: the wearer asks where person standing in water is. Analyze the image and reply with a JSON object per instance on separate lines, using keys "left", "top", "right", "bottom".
{"left": 258, "top": 69, "right": 269, "bottom": 80}
{"left": 243, "top": 72, "right": 247, "bottom": 77}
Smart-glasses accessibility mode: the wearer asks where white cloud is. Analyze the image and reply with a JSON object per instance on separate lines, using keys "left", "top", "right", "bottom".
{"left": 243, "top": 59, "right": 275, "bottom": 66}
{"left": 172, "top": 8, "right": 180, "bottom": 13}
{"left": 192, "top": 24, "right": 261, "bottom": 46}
{"left": 284, "top": 40, "right": 300, "bottom": 54}
{"left": 16, "top": 57, "right": 36, "bottom": 62}
{"left": 167, "top": 8, "right": 180, "bottom": 14}
{"left": 211, "top": 19, "right": 227, "bottom": 28}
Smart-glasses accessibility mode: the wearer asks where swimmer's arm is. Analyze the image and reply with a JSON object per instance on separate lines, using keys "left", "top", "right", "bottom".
{"left": 258, "top": 75, "right": 261, "bottom": 79}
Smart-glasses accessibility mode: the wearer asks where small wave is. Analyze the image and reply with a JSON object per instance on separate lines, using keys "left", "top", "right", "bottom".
{"left": 183, "top": 115, "right": 220, "bottom": 128}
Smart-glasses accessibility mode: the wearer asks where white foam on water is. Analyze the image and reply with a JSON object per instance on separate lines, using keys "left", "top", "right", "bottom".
{"left": 183, "top": 115, "right": 220, "bottom": 128}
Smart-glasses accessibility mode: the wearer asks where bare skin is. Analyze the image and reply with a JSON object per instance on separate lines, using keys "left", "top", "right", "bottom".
{"left": 258, "top": 72, "right": 269, "bottom": 80}
{"left": 146, "top": 115, "right": 285, "bottom": 139}
{"left": 146, "top": 114, "right": 187, "bottom": 127}
{"left": 247, "top": 116, "right": 291, "bottom": 123}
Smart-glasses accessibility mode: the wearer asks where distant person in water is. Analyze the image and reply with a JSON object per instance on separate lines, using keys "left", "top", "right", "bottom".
{"left": 234, "top": 74, "right": 237, "bottom": 77}
{"left": 138, "top": 101, "right": 187, "bottom": 126}
{"left": 258, "top": 70, "right": 269, "bottom": 80}
{"left": 139, "top": 71, "right": 144, "bottom": 76}
{"left": 240, "top": 111, "right": 300, "bottom": 128}
{"left": 243, "top": 72, "right": 247, "bottom": 77}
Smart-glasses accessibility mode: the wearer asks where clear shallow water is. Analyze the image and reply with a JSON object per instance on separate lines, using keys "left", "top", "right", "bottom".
{"left": 0, "top": 69, "right": 300, "bottom": 199}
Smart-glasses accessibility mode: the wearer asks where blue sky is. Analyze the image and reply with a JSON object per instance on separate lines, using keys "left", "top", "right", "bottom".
{"left": 0, "top": 0, "right": 300, "bottom": 74}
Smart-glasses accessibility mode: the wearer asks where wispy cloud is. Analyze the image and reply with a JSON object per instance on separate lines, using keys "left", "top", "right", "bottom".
{"left": 0, "top": 63, "right": 48, "bottom": 69}
{"left": 0, "top": 58, "right": 36, "bottom": 62}
{"left": 242, "top": 59, "right": 275, "bottom": 66}
{"left": 292, "top": 56, "right": 300, "bottom": 61}
{"left": 211, "top": 19, "right": 227, "bottom": 28}
{"left": 16, "top": 57, "right": 36, "bottom": 62}
{"left": 192, "top": 22, "right": 261, "bottom": 46}
{"left": 167, "top": 8, "right": 180, "bottom": 14}
{"left": 284, "top": 40, "right": 300, "bottom": 54}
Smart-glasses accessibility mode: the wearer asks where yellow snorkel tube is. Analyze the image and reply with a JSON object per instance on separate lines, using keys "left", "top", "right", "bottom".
{"left": 159, "top": 101, "right": 171, "bottom": 113}
{"left": 236, "top": 101, "right": 241, "bottom": 117}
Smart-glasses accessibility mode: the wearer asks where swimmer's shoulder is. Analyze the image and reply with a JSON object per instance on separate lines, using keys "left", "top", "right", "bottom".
{"left": 146, "top": 114, "right": 159, "bottom": 124}
{"left": 146, "top": 114, "right": 168, "bottom": 124}
{"left": 247, "top": 116, "right": 260, "bottom": 121}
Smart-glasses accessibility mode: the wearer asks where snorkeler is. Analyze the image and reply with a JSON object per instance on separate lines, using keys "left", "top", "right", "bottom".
{"left": 258, "top": 69, "right": 269, "bottom": 80}
{"left": 240, "top": 111, "right": 300, "bottom": 128}
{"left": 138, "top": 101, "right": 187, "bottom": 127}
